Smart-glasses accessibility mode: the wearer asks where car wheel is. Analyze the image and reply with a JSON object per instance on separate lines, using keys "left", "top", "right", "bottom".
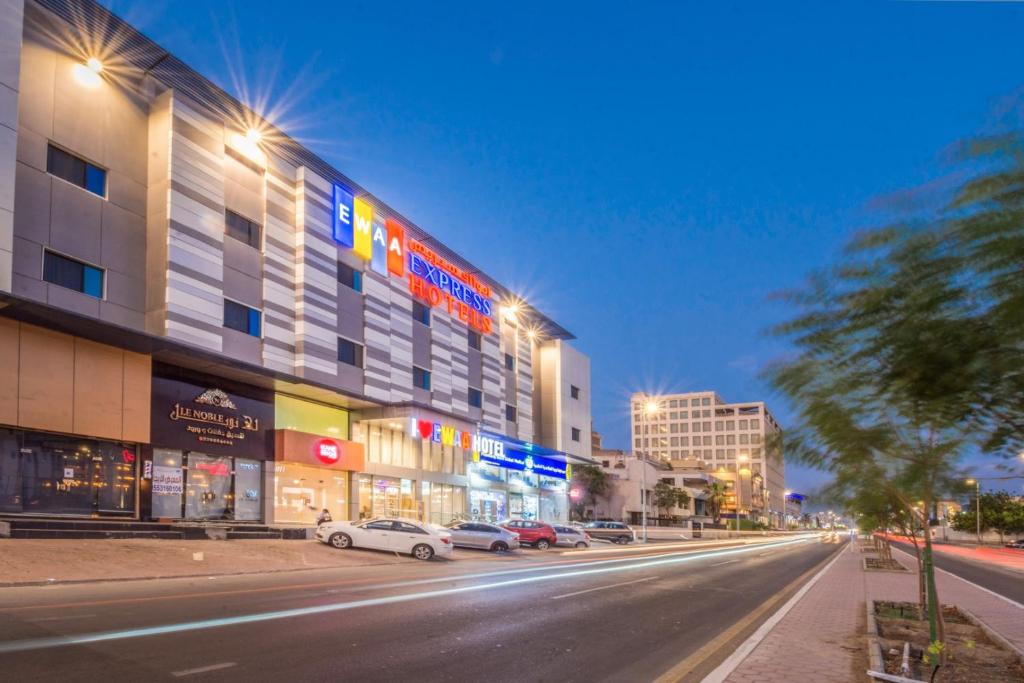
{"left": 329, "top": 532, "right": 352, "bottom": 550}
{"left": 575, "top": 541, "right": 587, "bottom": 549}
{"left": 490, "top": 541, "right": 509, "bottom": 552}
{"left": 535, "top": 538, "right": 551, "bottom": 550}
{"left": 617, "top": 535, "right": 630, "bottom": 544}
{"left": 412, "top": 544, "right": 434, "bottom": 561}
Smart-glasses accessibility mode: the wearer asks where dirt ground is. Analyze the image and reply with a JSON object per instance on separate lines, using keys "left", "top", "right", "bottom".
{"left": 876, "top": 601, "right": 1024, "bottom": 682}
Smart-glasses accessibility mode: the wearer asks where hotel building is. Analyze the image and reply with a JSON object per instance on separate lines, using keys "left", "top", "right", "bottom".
{"left": 0, "top": 0, "right": 593, "bottom": 529}
{"left": 630, "top": 391, "right": 785, "bottom": 527}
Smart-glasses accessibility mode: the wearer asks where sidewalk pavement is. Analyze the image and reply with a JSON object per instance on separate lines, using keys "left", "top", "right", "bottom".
{"left": 0, "top": 538, "right": 427, "bottom": 585}
{"left": 718, "top": 539, "right": 1024, "bottom": 683}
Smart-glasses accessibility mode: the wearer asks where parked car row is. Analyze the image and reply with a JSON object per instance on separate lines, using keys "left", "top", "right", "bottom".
{"left": 315, "top": 517, "right": 638, "bottom": 560}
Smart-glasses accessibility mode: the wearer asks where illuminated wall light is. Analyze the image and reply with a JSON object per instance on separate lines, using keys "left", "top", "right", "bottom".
{"left": 72, "top": 58, "right": 104, "bottom": 88}
{"left": 501, "top": 302, "right": 520, "bottom": 322}
{"left": 246, "top": 128, "right": 262, "bottom": 144}
{"left": 228, "top": 131, "right": 266, "bottom": 168}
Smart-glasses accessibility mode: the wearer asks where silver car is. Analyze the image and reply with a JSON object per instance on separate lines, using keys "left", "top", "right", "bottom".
{"left": 553, "top": 524, "right": 591, "bottom": 549}
{"left": 445, "top": 521, "right": 521, "bottom": 552}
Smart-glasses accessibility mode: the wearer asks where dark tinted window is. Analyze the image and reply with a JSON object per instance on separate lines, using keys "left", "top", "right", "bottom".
{"left": 363, "top": 520, "right": 395, "bottom": 530}
{"left": 571, "top": 427, "right": 581, "bottom": 442}
{"left": 412, "top": 301, "right": 431, "bottom": 326}
{"left": 468, "top": 331, "right": 481, "bottom": 350}
{"left": 47, "top": 144, "right": 106, "bottom": 197}
{"left": 338, "top": 261, "right": 362, "bottom": 292}
{"left": 504, "top": 353, "right": 514, "bottom": 370}
{"left": 468, "top": 387, "right": 482, "bottom": 408}
{"left": 338, "top": 337, "right": 363, "bottom": 367}
{"left": 570, "top": 385, "right": 580, "bottom": 399}
{"left": 43, "top": 251, "right": 103, "bottom": 298}
{"left": 505, "top": 404, "right": 517, "bottom": 423}
{"left": 413, "top": 366, "right": 431, "bottom": 391}
{"left": 225, "top": 209, "right": 261, "bottom": 248}
{"left": 394, "top": 522, "right": 426, "bottom": 534}
{"left": 224, "top": 300, "right": 261, "bottom": 337}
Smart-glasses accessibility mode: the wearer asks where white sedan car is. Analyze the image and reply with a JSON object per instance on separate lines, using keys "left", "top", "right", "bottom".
{"left": 552, "top": 524, "right": 591, "bottom": 549}
{"left": 316, "top": 518, "right": 453, "bottom": 560}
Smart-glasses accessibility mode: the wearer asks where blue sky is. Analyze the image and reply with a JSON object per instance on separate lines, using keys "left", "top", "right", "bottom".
{"left": 104, "top": 0, "right": 1024, "bottom": 497}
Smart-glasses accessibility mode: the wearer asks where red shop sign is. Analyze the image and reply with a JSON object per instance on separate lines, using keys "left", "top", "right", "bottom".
{"left": 314, "top": 439, "right": 341, "bottom": 465}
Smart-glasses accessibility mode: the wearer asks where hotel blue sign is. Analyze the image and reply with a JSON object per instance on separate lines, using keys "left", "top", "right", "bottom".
{"left": 472, "top": 433, "right": 571, "bottom": 481}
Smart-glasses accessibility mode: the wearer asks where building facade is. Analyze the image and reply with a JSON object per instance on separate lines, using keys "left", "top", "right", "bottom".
{"left": 630, "top": 391, "right": 785, "bottom": 527}
{"left": 0, "top": 0, "right": 592, "bottom": 526}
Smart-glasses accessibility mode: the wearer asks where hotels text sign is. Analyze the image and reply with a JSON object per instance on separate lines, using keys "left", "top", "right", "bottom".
{"left": 334, "top": 186, "right": 494, "bottom": 334}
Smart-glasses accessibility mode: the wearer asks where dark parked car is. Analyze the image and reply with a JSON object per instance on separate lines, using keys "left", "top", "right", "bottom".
{"left": 582, "top": 521, "right": 636, "bottom": 544}
{"left": 1005, "top": 539, "right": 1024, "bottom": 550}
{"left": 500, "top": 520, "right": 557, "bottom": 549}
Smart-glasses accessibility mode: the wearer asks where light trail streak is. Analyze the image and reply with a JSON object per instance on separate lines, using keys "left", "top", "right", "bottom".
{"left": 0, "top": 537, "right": 815, "bottom": 654}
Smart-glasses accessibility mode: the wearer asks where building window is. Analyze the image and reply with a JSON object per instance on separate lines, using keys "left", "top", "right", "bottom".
{"left": 225, "top": 209, "right": 261, "bottom": 248}
{"left": 337, "top": 337, "right": 363, "bottom": 367}
{"left": 468, "top": 331, "right": 481, "bottom": 350}
{"left": 337, "top": 261, "right": 362, "bottom": 292}
{"left": 505, "top": 404, "right": 517, "bottom": 423}
{"left": 504, "top": 353, "right": 514, "bottom": 370}
{"left": 468, "top": 387, "right": 482, "bottom": 408}
{"left": 413, "top": 301, "right": 431, "bottom": 326}
{"left": 413, "top": 366, "right": 431, "bottom": 391}
{"left": 224, "top": 300, "right": 261, "bottom": 337}
{"left": 42, "top": 250, "right": 103, "bottom": 298}
{"left": 570, "top": 385, "right": 580, "bottom": 400}
{"left": 571, "top": 427, "right": 581, "bottom": 442}
{"left": 46, "top": 144, "right": 105, "bottom": 197}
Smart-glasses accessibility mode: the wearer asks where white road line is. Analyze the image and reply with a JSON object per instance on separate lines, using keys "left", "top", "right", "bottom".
{"left": 28, "top": 614, "right": 97, "bottom": 622}
{"left": 700, "top": 542, "right": 850, "bottom": 683}
{"left": 171, "top": 662, "right": 237, "bottom": 677}
{"left": 890, "top": 546, "right": 1024, "bottom": 611}
{"left": 551, "top": 576, "right": 659, "bottom": 600}
{"left": 711, "top": 560, "right": 739, "bottom": 567}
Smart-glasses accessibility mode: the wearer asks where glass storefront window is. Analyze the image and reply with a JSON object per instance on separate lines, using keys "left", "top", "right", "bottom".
{"left": 185, "top": 453, "right": 232, "bottom": 520}
{"left": 469, "top": 489, "right": 507, "bottom": 522}
{"left": 275, "top": 395, "right": 349, "bottom": 439}
{"left": 151, "top": 448, "right": 183, "bottom": 519}
{"left": 273, "top": 462, "right": 348, "bottom": 524}
{"left": 509, "top": 492, "right": 540, "bottom": 520}
{"left": 357, "top": 475, "right": 416, "bottom": 519}
{"left": 361, "top": 425, "right": 419, "bottom": 469}
{"left": 234, "top": 459, "right": 262, "bottom": 521}
{"left": 0, "top": 428, "right": 137, "bottom": 517}
{"left": 421, "top": 482, "right": 466, "bottom": 526}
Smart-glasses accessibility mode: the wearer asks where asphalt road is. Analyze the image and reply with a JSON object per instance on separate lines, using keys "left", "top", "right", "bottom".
{"left": 0, "top": 534, "right": 841, "bottom": 683}
{"left": 890, "top": 540, "right": 1024, "bottom": 605}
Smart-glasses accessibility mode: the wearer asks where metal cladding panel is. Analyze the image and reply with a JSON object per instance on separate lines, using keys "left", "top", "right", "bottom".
{"left": 294, "top": 168, "right": 338, "bottom": 377}
{"left": 164, "top": 96, "right": 224, "bottom": 352}
{"left": 450, "top": 325, "right": 470, "bottom": 416}
{"left": 35, "top": 0, "right": 573, "bottom": 342}
{"left": 361, "top": 272, "right": 391, "bottom": 401}
{"left": 515, "top": 328, "right": 534, "bottom": 442}
{"left": 387, "top": 276, "right": 414, "bottom": 403}
{"left": 429, "top": 310, "right": 453, "bottom": 413}
{"left": 480, "top": 329, "right": 503, "bottom": 431}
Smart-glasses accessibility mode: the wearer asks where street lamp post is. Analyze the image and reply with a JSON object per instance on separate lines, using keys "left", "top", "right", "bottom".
{"left": 966, "top": 478, "right": 980, "bottom": 545}
{"left": 640, "top": 396, "right": 660, "bottom": 544}
{"left": 735, "top": 454, "right": 749, "bottom": 535}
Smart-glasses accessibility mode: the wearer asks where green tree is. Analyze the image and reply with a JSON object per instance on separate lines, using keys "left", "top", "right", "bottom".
{"left": 765, "top": 203, "right": 1000, "bottom": 667}
{"left": 704, "top": 481, "right": 727, "bottom": 524}
{"left": 653, "top": 482, "right": 692, "bottom": 518}
{"left": 952, "top": 491, "right": 1024, "bottom": 543}
{"left": 570, "top": 465, "right": 611, "bottom": 521}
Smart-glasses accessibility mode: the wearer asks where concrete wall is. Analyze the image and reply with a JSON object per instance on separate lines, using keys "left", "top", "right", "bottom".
{"left": 534, "top": 339, "right": 592, "bottom": 459}
{"left": 12, "top": 13, "right": 149, "bottom": 328}
{"left": 0, "top": 0, "right": 22, "bottom": 293}
{"left": 0, "top": 318, "right": 150, "bottom": 442}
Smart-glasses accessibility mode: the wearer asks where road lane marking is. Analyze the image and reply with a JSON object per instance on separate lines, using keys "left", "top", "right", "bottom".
{"left": 711, "top": 560, "right": 738, "bottom": 567}
{"left": 890, "top": 545, "right": 1024, "bottom": 610}
{"left": 695, "top": 542, "right": 850, "bottom": 683}
{"left": 551, "top": 576, "right": 658, "bottom": 599}
{"left": 171, "top": 662, "right": 237, "bottom": 677}
{"left": 0, "top": 538, "right": 815, "bottom": 654}
{"left": 0, "top": 537, "right": 809, "bottom": 614}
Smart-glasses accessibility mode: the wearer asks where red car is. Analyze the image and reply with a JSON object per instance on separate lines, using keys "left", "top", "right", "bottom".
{"left": 500, "top": 520, "right": 557, "bottom": 549}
